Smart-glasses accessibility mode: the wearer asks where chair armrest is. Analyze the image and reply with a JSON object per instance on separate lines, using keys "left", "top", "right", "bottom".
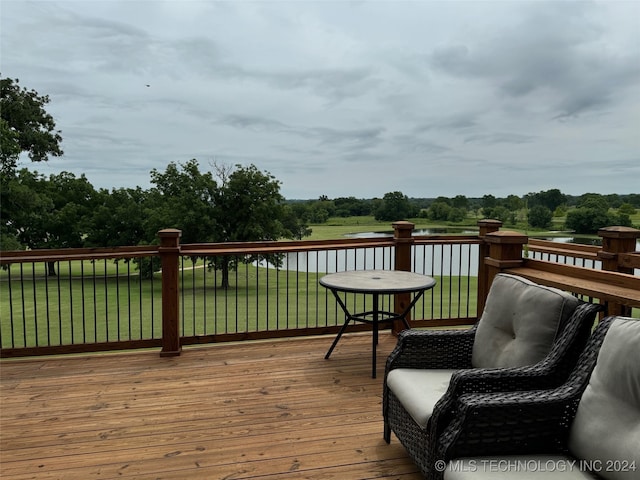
{"left": 437, "top": 387, "right": 580, "bottom": 466}
{"left": 428, "top": 364, "right": 563, "bottom": 449}
{"left": 385, "top": 326, "right": 477, "bottom": 373}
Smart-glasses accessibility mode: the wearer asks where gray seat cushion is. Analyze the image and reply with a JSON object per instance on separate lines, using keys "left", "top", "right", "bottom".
{"left": 472, "top": 274, "right": 579, "bottom": 368}
{"left": 568, "top": 317, "right": 640, "bottom": 480}
{"left": 386, "top": 369, "right": 456, "bottom": 427}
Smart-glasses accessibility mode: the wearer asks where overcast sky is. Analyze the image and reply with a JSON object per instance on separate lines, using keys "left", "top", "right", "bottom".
{"left": 2, "top": 0, "right": 639, "bottom": 199}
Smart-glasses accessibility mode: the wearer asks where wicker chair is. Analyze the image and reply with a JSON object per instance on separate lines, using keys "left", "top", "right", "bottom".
{"left": 438, "top": 316, "right": 640, "bottom": 480}
{"left": 383, "top": 273, "right": 602, "bottom": 480}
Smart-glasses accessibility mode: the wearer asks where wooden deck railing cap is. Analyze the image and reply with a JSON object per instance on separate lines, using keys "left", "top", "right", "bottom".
{"left": 158, "top": 229, "right": 182, "bottom": 251}
{"left": 477, "top": 219, "right": 503, "bottom": 227}
{"left": 484, "top": 230, "right": 528, "bottom": 244}
{"left": 392, "top": 220, "right": 415, "bottom": 231}
{"left": 478, "top": 219, "right": 503, "bottom": 238}
{"left": 157, "top": 228, "right": 182, "bottom": 238}
{"left": 598, "top": 226, "right": 640, "bottom": 239}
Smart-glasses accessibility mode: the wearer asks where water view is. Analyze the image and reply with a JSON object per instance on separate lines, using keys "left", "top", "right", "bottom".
{"left": 267, "top": 230, "right": 639, "bottom": 275}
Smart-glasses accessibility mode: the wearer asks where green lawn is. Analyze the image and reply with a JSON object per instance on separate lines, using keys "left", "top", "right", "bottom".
{"left": 307, "top": 216, "right": 465, "bottom": 241}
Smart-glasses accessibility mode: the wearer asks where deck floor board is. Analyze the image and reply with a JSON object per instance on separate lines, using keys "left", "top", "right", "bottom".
{"left": 1, "top": 332, "right": 423, "bottom": 479}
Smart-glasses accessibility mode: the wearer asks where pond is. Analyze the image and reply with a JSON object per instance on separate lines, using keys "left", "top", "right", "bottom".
{"left": 346, "top": 229, "right": 640, "bottom": 248}
{"left": 344, "top": 227, "right": 478, "bottom": 238}
{"left": 264, "top": 231, "right": 638, "bottom": 275}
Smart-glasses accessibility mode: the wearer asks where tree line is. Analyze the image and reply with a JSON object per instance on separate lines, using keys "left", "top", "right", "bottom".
{"left": 290, "top": 190, "right": 638, "bottom": 234}
{"left": 418, "top": 190, "right": 637, "bottom": 233}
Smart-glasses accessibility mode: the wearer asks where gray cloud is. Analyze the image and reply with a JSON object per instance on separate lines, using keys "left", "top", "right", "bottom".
{"left": 464, "top": 133, "right": 536, "bottom": 145}
{"left": 429, "top": 2, "right": 640, "bottom": 120}
{"left": 2, "top": 0, "right": 638, "bottom": 199}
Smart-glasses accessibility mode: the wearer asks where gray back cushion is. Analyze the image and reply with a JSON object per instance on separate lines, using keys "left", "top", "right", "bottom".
{"left": 471, "top": 273, "right": 579, "bottom": 368}
{"left": 569, "top": 317, "right": 640, "bottom": 480}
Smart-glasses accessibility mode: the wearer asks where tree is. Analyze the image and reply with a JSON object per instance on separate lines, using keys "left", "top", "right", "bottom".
{"left": 618, "top": 203, "right": 637, "bottom": 216}
{"left": 215, "top": 163, "right": 286, "bottom": 242}
{"left": 566, "top": 208, "right": 632, "bottom": 234}
{"left": 565, "top": 208, "right": 610, "bottom": 234}
{"left": 564, "top": 193, "right": 632, "bottom": 234}
{"left": 84, "top": 187, "right": 148, "bottom": 247}
{"left": 481, "top": 194, "right": 497, "bottom": 210}
{"left": 0, "top": 168, "right": 52, "bottom": 252}
{"left": 334, "top": 197, "right": 371, "bottom": 217}
{"left": 0, "top": 169, "right": 98, "bottom": 274}
{"left": 307, "top": 198, "right": 336, "bottom": 223}
{"left": 0, "top": 77, "right": 63, "bottom": 175}
{"left": 579, "top": 193, "right": 609, "bottom": 211}
{"left": 483, "top": 206, "right": 513, "bottom": 224}
{"left": 605, "top": 194, "right": 622, "bottom": 209}
{"left": 281, "top": 205, "right": 312, "bottom": 240}
{"left": 145, "top": 160, "right": 218, "bottom": 244}
{"left": 447, "top": 207, "right": 467, "bottom": 223}
{"left": 527, "top": 189, "right": 566, "bottom": 212}
{"left": 374, "top": 191, "right": 415, "bottom": 221}
{"left": 213, "top": 163, "right": 289, "bottom": 288}
{"left": 528, "top": 205, "right": 553, "bottom": 229}
{"left": 434, "top": 196, "right": 451, "bottom": 206}
{"left": 505, "top": 194, "right": 523, "bottom": 212}
{"left": 451, "top": 195, "right": 469, "bottom": 210}
{"left": 626, "top": 194, "right": 640, "bottom": 208}
{"left": 427, "top": 201, "right": 451, "bottom": 221}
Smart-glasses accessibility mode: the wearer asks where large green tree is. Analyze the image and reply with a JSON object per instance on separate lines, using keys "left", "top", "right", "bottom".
{"left": 374, "top": 191, "right": 416, "bottom": 221}
{"left": 1, "top": 78, "right": 65, "bottom": 251}
{"left": 0, "top": 169, "right": 52, "bottom": 252}
{"left": 143, "top": 160, "right": 292, "bottom": 288}
{"left": 528, "top": 205, "right": 553, "bottom": 229}
{"left": 0, "top": 77, "right": 63, "bottom": 175}
{"left": 213, "top": 163, "right": 290, "bottom": 288}
{"left": 84, "top": 187, "right": 148, "bottom": 247}
{"left": 146, "top": 159, "right": 219, "bottom": 244}
{"left": 44, "top": 172, "right": 98, "bottom": 249}
{"left": 527, "top": 189, "right": 566, "bottom": 212}
{"left": 1, "top": 169, "right": 98, "bottom": 274}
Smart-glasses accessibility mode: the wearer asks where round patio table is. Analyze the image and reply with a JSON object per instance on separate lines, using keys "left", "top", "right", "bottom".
{"left": 320, "top": 269, "right": 436, "bottom": 378}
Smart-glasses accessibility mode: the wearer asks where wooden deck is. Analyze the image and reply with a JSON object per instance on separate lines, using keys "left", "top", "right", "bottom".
{"left": 1, "top": 332, "right": 423, "bottom": 479}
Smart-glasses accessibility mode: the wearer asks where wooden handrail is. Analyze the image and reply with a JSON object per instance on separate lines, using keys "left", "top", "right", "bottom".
{"left": 0, "top": 245, "right": 158, "bottom": 264}
{"left": 527, "top": 238, "right": 600, "bottom": 261}
{"left": 506, "top": 259, "right": 640, "bottom": 309}
{"left": 483, "top": 225, "right": 640, "bottom": 317}
{"left": 181, "top": 237, "right": 395, "bottom": 256}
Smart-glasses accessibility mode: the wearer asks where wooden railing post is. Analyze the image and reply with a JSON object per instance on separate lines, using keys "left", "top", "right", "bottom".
{"left": 597, "top": 226, "right": 640, "bottom": 316}
{"left": 158, "top": 229, "right": 182, "bottom": 357}
{"left": 483, "top": 230, "right": 528, "bottom": 307}
{"left": 393, "top": 221, "right": 415, "bottom": 334}
{"left": 477, "top": 219, "right": 503, "bottom": 315}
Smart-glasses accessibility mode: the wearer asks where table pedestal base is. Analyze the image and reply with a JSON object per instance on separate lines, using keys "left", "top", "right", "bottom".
{"left": 324, "top": 292, "right": 418, "bottom": 378}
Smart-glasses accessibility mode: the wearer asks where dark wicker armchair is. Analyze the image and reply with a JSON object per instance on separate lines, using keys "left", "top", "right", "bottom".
{"left": 383, "top": 274, "right": 602, "bottom": 480}
{"left": 437, "top": 316, "right": 640, "bottom": 480}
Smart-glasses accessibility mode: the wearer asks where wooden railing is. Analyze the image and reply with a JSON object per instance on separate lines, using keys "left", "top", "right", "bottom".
{"left": 1, "top": 222, "right": 638, "bottom": 358}
{"left": 1, "top": 222, "right": 481, "bottom": 357}
{"left": 483, "top": 226, "right": 640, "bottom": 317}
